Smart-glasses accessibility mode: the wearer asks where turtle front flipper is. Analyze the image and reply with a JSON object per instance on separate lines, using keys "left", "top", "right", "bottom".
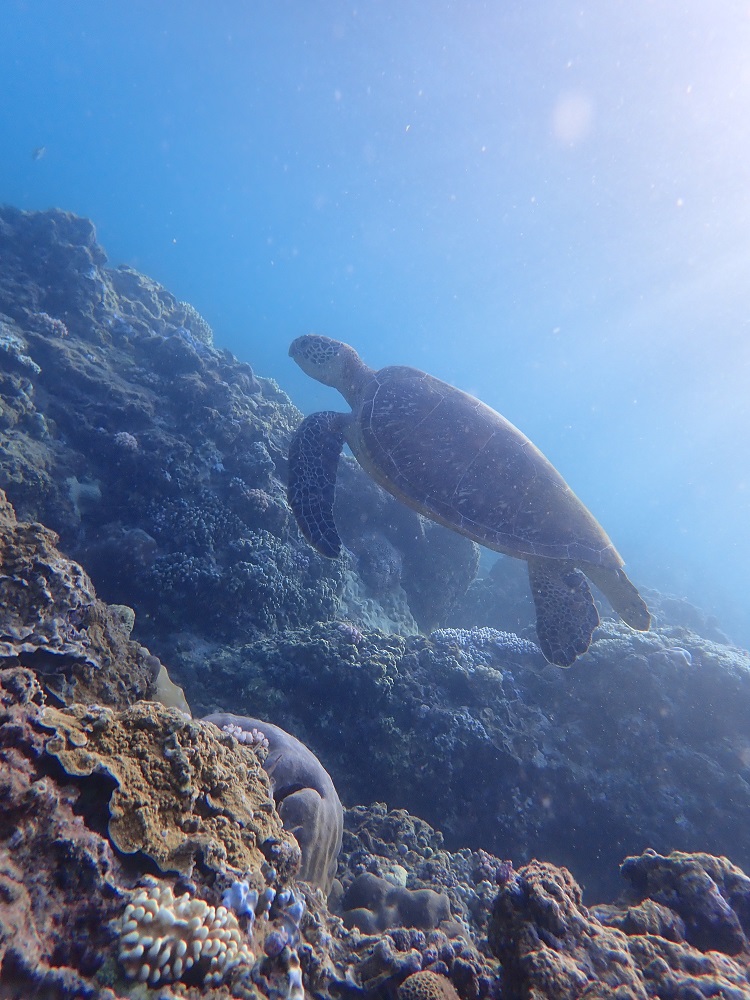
{"left": 288, "top": 411, "right": 347, "bottom": 558}
{"left": 527, "top": 557, "right": 600, "bottom": 667}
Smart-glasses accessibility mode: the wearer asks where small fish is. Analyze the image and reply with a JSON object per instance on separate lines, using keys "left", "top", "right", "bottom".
{"left": 32, "top": 146, "right": 47, "bottom": 161}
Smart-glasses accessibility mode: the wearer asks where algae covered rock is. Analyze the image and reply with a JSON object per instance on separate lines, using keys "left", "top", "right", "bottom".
{"left": 614, "top": 848, "right": 750, "bottom": 955}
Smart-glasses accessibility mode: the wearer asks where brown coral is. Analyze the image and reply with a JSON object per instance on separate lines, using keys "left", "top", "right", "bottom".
{"left": 43, "top": 699, "right": 300, "bottom": 878}
{"left": 0, "top": 669, "right": 123, "bottom": 988}
{"left": 398, "top": 970, "right": 461, "bottom": 1000}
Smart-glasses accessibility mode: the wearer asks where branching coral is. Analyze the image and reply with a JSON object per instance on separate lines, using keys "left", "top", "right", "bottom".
{"left": 118, "top": 876, "right": 309, "bottom": 991}
{"left": 430, "top": 627, "right": 540, "bottom": 660}
{"left": 118, "top": 879, "right": 253, "bottom": 986}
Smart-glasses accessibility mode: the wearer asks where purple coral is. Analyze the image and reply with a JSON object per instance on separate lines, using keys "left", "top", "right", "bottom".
{"left": 222, "top": 879, "right": 259, "bottom": 925}
{"left": 430, "top": 627, "right": 540, "bottom": 658}
{"left": 222, "top": 722, "right": 270, "bottom": 752}
{"left": 474, "top": 849, "right": 514, "bottom": 886}
{"left": 264, "top": 929, "right": 288, "bottom": 957}
{"left": 336, "top": 620, "right": 365, "bottom": 646}
{"left": 35, "top": 311, "right": 68, "bottom": 338}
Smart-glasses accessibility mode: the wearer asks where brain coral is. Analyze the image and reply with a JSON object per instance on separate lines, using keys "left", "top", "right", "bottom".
{"left": 42, "top": 700, "right": 300, "bottom": 878}
{"left": 398, "top": 970, "right": 460, "bottom": 1000}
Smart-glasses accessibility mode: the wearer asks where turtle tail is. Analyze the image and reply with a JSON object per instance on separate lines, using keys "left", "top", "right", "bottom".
{"left": 288, "top": 411, "right": 347, "bottom": 558}
{"left": 583, "top": 563, "right": 651, "bottom": 631}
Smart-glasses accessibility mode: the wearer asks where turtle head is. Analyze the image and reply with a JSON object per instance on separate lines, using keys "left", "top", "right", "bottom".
{"left": 289, "top": 335, "right": 369, "bottom": 405}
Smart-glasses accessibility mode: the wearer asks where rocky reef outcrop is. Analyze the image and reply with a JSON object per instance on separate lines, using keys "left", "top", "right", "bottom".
{"left": 0, "top": 205, "right": 477, "bottom": 651}
{"left": 0, "top": 486, "right": 156, "bottom": 709}
{"left": 489, "top": 850, "right": 750, "bottom": 999}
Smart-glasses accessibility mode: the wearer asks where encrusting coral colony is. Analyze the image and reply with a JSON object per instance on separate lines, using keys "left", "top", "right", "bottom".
{"left": 1, "top": 205, "right": 750, "bottom": 998}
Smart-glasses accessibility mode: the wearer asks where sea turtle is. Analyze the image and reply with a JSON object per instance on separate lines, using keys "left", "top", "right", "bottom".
{"left": 287, "top": 335, "right": 650, "bottom": 666}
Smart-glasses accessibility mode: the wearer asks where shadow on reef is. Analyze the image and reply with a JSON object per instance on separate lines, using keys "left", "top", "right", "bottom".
{"left": 2, "top": 206, "right": 750, "bottom": 990}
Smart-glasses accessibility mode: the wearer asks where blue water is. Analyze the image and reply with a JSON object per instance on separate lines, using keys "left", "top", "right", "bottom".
{"left": 1, "top": 1, "right": 748, "bottom": 646}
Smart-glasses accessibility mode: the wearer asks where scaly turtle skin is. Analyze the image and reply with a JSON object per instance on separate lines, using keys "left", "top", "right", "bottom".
{"left": 288, "top": 335, "right": 650, "bottom": 667}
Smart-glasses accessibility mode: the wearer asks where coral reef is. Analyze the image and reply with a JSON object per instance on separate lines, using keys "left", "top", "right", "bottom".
{"left": 0, "top": 666, "right": 307, "bottom": 997}
{"left": 0, "top": 206, "right": 344, "bottom": 650}
{"left": 430, "top": 626, "right": 541, "bottom": 660}
{"left": 489, "top": 852, "right": 750, "bottom": 999}
{"left": 3, "top": 203, "right": 750, "bottom": 998}
{"left": 203, "top": 712, "right": 344, "bottom": 895}
{"left": 337, "top": 802, "right": 514, "bottom": 949}
{"left": 190, "top": 615, "right": 750, "bottom": 901}
{"left": 0, "top": 205, "right": 484, "bottom": 657}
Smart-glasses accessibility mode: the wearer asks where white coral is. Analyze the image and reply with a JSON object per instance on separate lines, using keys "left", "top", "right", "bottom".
{"left": 118, "top": 881, "right": 253, "bottom": 986}
{"left": 178, "top": 300, "right": 214, "bottom": 346}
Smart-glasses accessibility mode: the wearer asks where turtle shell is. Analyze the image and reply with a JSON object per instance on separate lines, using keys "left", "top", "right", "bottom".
{"left": 349, "top": 365, "right": 621, "bottom": 568}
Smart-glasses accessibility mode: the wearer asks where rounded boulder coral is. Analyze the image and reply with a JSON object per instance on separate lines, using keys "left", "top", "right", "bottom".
{"left": 398, "top": 970, "right": 460, "bottom": 1000}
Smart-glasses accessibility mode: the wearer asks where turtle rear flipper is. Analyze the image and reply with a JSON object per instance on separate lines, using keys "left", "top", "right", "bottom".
{"left": 528, "top": 557, "right": 600, "bottom": 667}
{"left": 288, "top": 411, "right": 347, "bottom": 558}
{"left": 584, "top": 563, "right": 651, "bottom": 631}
